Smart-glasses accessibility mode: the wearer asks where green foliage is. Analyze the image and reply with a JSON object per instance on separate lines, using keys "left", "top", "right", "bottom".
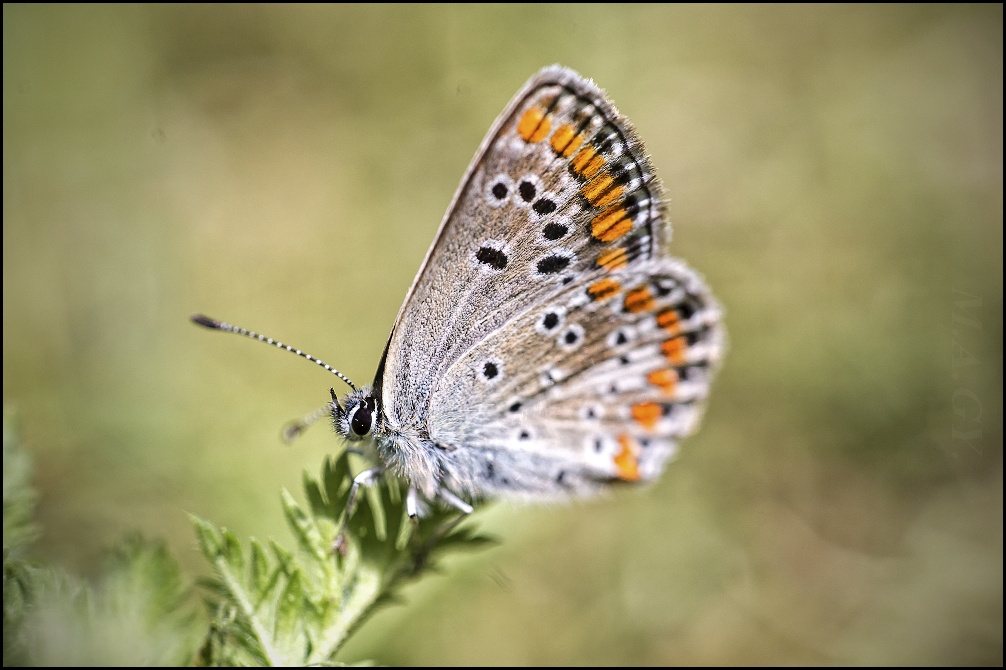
{"left": 3, "top": 411, "right": 38, "bottom": 560}
{"left": 3, "top": 411, "right": 203, "bottom": 665}
{"left": 9, "top": 536, "right": 203, "bottom": 666}
{"left": 3, "top": 409, "right": 493, "bottom": 666}
{"left": 194, "top": 453, "right": 494, "bottom": 666}
{"left": 4, "top": 410, "right": 41, "bottom": 665}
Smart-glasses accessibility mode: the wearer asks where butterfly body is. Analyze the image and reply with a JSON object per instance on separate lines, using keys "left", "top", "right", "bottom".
{"left": 330, "top": 66, "right": 724, "bottom": 508}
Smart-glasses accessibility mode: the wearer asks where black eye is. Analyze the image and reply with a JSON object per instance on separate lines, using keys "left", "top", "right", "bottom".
{"left": 349, "top": 401, "right": 373, "bottom": 436}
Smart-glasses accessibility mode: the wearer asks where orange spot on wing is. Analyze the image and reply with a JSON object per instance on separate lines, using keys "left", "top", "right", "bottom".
{"left": 624, "top": 286, "right": 655, "bottom": 313}
{"left": 661, "top": 336, "right": 687, "bottom": 365}
{"left": 582, "top": 173, "right": 624, "bottom": 209}
{"left": 656, "top": 309, "right": 681, "bottom": 335}
{"left": 588, "top": 278, "right": 621, "bottom": 301}
{"left": 591, "top": 205, "right": 632, "bottom": 242}
{"left": 615, "top": 435, "right": 641, "bottom": 481}
{"left": 571, "top": 146, "right": 605, "bottom": 178}
{"left": 518, "top": 107, "right": 550, "bottom": 143}
{"left": 596, "top": 247, "right": 628, "bottom": 271}
{"left": 647, "top": 368, "right": 679, "bottom": 394}
{"left": 631, "top": 402, "right": 662, "bottom": 430}
{"left": 550, "top": 124, "right": 584, "bottom": 157}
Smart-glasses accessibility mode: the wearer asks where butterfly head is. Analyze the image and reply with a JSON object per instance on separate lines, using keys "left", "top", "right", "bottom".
{"left": 331, "top": 386, "right": 380, "bottom": 441}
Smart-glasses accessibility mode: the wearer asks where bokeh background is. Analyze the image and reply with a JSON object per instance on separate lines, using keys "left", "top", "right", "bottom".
{"left": 4, "top": 5, "right": 1002, "bottom": 665}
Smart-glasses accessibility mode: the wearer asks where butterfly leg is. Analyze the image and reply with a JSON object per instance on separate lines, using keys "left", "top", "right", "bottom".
{"left": 406, "top": 486, "right": 423, "bottom": 556}
{"left": 333, "top": 467, "right": 382, "bottom": 556}
{"left": 438, "top": 488, "right": 474, "bottom": 515}
{"left": 434, "top": 489, "right": 473, "bottom": 543}
{"left": 409, "top": 486, "right": 474, "bottom": 570}
{"left": 406, "top": 485, "right": 420, "bottom": 519}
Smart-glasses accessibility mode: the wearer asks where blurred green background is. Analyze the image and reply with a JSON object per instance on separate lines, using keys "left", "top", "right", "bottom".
{"left": 3, "top": 4, "right": 1002, "bottom": 665}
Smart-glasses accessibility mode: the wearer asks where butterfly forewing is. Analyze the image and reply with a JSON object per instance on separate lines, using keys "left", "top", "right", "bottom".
{"left": 377, "top": 66, "right": 723, "bottom": 501}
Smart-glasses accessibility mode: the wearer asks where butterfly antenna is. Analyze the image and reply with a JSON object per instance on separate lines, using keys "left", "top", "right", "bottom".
{"left": 191, "top": 314, "right": 358, "bottom": 392}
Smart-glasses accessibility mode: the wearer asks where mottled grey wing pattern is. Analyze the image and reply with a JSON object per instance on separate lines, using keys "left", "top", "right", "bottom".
{"left": 378, "top": 65, "right": 723, "bottom": 500}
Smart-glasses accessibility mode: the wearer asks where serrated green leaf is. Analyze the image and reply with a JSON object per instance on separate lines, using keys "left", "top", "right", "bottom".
{"left": 282, "top": 489, "right": 327, "bottom": 561}
{"left": 196, "top": 577, "right": 230, "bottom": 603}
{"left": 249, "top": 539, "right": 269, "bottom": 595}
{"left": 303, "top": 471, "right": 328, "bottom": 516}
{"left": 195, "top": 448, "right": 496, "bottom": 665}
{"left": 190, "top": 515, "right": 222, "bottom": 558}
{"left": 273, "top": 567, "right": 304, "bottom": 638}
{"left": 268, "top": 538, "right": 294, "bottom": 572}
{"left": 363, "top": 484, "right": 387, "bottom": 542}
{"left": 391, "top": 508, "right": 413, "bottom": 552}
{"left": 323, "top": 455, "right": 352, "bottom": 512}
{"left": 221, "top": 528, "right": 243, "bottom": 568}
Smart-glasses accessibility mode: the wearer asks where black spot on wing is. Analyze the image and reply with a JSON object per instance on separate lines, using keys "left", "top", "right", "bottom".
{"left": 537, "top": 254, "right": 570, "bottom": 274}
{"left": 476, "top": 246, "right": 507, "bottom": 270}
{"left": 542, "top": 222, "right": 568, "bottom": 240}
{"left": 519, "top": 180, "right": 536, "bottom": 202}
{"left": 533, "top": 198, "right": 557, "bottom": 215}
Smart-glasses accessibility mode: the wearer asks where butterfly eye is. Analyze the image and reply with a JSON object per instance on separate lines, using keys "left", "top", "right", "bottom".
{"left": 348, "top": 400, "right": 373, "bottom": 436}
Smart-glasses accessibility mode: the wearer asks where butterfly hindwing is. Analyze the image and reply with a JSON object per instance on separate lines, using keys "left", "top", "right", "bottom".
{"left": 430, "top": 257, "right": 723, "bottom": 499}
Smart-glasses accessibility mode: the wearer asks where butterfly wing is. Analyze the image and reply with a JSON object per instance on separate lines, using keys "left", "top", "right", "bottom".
{"left": 426, "top": 256, "right": 723, "bottom": 500}
{"left": 375, "top": 65, "right": 723, "bottom": 500}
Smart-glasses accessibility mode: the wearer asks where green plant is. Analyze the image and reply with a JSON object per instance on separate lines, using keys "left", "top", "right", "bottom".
{"left": 2, "top": 411, "right": 492, "bottom": 666}
{"left": 194, "top": 453, "right": 493, "bottom": 665}
{"left": 3, "top": 411, "right": 202, "bottom": 665}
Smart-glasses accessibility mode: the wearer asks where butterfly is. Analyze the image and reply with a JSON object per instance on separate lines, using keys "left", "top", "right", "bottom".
{"left": 194, "top": 65, "right": 724, "bottom": 519}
